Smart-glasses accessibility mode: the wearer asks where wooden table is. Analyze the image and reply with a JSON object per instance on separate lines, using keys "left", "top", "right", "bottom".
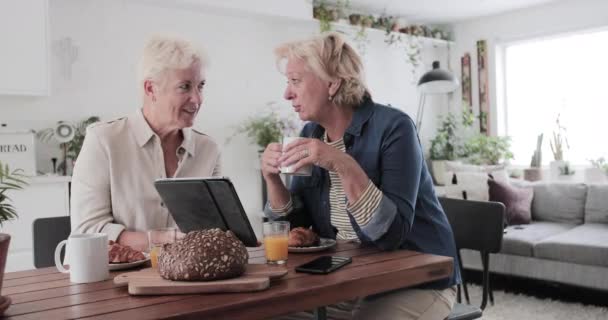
{"left": 2, "top": 241, "right": 453, "bottom": 320}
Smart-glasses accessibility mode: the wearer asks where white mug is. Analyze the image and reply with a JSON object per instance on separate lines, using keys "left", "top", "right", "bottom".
{"left": 55, "top": 233, "right": 109, "bottom": 283}
{"left": 280, "top": 136, "right": 313, "bottom": 176}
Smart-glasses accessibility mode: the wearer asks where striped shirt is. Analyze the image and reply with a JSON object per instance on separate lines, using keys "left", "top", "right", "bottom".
{"left": 270, "top": 134, "right": 383, "bottom": 240}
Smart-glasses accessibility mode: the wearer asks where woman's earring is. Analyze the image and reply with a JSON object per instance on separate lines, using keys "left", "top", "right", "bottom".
{"left": 328, "top": 95, "right": 333, "bottom": 102}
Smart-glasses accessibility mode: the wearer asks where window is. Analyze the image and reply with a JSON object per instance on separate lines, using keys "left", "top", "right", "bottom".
{"left": 500, "top": 29, "right": 608, "bottom": 166}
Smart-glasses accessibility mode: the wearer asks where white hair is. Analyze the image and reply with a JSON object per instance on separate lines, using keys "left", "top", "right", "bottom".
{"left": 137, "top": 34, "right": 209, "bottom": 92}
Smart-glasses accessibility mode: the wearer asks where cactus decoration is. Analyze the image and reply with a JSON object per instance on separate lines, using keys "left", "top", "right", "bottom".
{"left": 550, "top": 114, "right": 569, "bottom": 161}
{"left": 530, "top": 133, "right": 543, "bottom": 168}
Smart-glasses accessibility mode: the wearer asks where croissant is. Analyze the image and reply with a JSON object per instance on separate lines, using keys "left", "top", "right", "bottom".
{"left": 108, "top": 240, "right": 146, "bottom": 263}
{"left": 288, "top": 227, "right": 320, "bottom": 247}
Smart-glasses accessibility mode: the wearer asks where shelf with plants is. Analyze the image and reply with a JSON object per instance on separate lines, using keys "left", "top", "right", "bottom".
{"left": 312, "top": 0, "right": 453, "bottom": 45}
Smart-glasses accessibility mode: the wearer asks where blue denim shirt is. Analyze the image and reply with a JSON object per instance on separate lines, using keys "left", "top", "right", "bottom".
{"left": 265, "top": 98, "right": 461, "bottom": 289}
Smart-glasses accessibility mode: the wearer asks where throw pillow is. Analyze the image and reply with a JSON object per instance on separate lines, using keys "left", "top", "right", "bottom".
{"left": 444, "top": 171, "right": 490, "bottom": 201}
{"left": 445, "top": 161, "right": 509, "bottom": 183}
{"left": 488, "top": 178, "right": 534, "bottom": 225}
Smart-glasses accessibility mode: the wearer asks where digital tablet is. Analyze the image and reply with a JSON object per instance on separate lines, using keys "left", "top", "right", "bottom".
{"left": 154, "top": 177, "right": 258, "bottom": 247}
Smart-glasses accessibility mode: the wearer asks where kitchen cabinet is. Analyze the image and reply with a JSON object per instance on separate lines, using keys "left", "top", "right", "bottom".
{"left": 0, "top": 0, "right": 50, "bottom": 96}
{"left": 3, "top": 176, "right": 70, "bottom": 271}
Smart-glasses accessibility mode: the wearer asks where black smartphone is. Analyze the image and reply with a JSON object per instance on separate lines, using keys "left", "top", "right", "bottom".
{"left": 295, "top": 256, "right": 352, "bottom": 274}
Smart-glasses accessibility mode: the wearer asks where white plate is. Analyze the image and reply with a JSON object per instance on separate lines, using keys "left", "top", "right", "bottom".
{"left": 108, "top": 253, "right": 150, "bottom": 271}
{"left": 289, "top": 238, "right": 337, "bottom": 253}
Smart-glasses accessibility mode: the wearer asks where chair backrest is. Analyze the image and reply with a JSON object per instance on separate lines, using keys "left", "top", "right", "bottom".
{"left": 32, "top": 216, "right": 71, "bottom": 268}
{"left": 439, "top": 197, "right": 505, "bottom": 253}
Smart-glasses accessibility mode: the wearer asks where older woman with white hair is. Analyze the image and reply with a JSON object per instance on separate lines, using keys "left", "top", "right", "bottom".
{"left": 71, "top": 35, "right": 220, "bottom": 251}
{"left": 262, "top": 32, "right": 461, "bottom": 320}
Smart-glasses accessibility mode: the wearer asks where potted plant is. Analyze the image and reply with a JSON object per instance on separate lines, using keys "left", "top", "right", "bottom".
{"left": 461, "top": 134, "right": 513, "bottom": 166}
{"left": 65, "top": 116, "right": 100, "bottom": 162}
{"left": 313, "top": 1, "right": 339, "bottom": 32}
{"left": 524, "top": 133, "right": 544, "bottom": 181}
{"left": 0, "top": 161, "right": 28, "bottom": 314}
{"left": 227, "top": 103, "right": 301, "bottom": 153}
{"left": 227, "top": 104, "right": 301, "bottom": 206}
{"left": 428, "top": 111, "right": 473, "bottom": 185}
{"left": 348, "top": 13, "right": 361, "bottom": 25}
{"left": 549, "top": 114, "right": 569, "bottom": 179}
{"left": 557, "top": 161, "right": 575, "bottom": 181}
{"left": 586, "top": 157, "right": 608, "bottom": 183}
{"left": 361, "top": 15, "right": 374, "bottom": 28}
{"left": 37, "top": 116, "right": 100, "bottom": 175}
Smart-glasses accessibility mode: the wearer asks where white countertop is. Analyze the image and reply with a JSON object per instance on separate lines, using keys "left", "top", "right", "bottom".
{"left": 29, "top": 175, "right": 72, "bottom": 184}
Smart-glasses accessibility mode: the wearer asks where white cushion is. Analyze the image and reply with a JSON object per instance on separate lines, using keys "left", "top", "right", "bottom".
{"left": 445, "top": 161, "right": 509, "bottom": 184}
{"left": 444, "top": 171, "right": 489, "bottom": 201}
{"left": 531, "top": 183, "right": 587, "bottom": 224}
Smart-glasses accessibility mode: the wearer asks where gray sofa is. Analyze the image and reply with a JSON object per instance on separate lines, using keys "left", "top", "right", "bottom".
{"left": 460, "top": 182, "right": 608, "bottom": 291}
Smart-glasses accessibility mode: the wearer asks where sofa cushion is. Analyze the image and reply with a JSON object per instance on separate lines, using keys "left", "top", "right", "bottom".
{"left": 531, "top": 183, "right": 587, "bottom": 224}
{"left": 584, "top": 184, "right": 608, "bottom": 223}
{"left": 501, "top": 222, "right": 574, "bottom": 257}
{"left": 488, "top": 178, "right": 534, "bottom": 225}
{"left": 444, "top": 172, "right": 490, "bottom": 201}
{"left": 534, "top": 223, "right": 608, "bottom": 267}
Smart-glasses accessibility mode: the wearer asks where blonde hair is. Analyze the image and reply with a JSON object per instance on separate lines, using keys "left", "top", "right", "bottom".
{"left": 274, "top": 32, "right": 370, "bottom": 107}
{"left": 138, "top": 34, "right": 208, "bottom": 92}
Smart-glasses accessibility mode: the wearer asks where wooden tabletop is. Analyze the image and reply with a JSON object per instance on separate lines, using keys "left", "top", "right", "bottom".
{"left": 2, "top": 241, "right": 453, "bottom": 320}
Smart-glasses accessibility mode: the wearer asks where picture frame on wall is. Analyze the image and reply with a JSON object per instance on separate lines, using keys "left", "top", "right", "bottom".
{"left": 461, "top": 53, "right": 472, "bottom": 112}
{"left": 477, "top": 40, "right": 489, "bottom": 134}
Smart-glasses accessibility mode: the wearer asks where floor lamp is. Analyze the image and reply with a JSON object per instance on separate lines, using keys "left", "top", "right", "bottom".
{"left": 416, "top": 61, "right": 460, "bottom": 132}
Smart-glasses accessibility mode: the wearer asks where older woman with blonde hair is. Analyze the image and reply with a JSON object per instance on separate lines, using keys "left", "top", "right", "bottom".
{"left": 262, "top": 32, "right": 461, "bottom": 320}
{"left": 71, "top": 34, "right": 220, "bottom": 251}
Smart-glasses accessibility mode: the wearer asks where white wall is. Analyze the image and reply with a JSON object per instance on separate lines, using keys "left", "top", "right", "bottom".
{"left": 450, "top": 0, "right": 608, "bottom": 137}
{"left": 169, "top": 0, "right": 314, "bottom": 20}
{"left": 0, "top": 0, "right": 449, "bottom": 228}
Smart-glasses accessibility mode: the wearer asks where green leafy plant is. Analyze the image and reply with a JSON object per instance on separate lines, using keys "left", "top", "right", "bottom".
{"left": 429, "top": 110, "right": 474, "bottom": 161}
{"left": 429, "top": 114, "right": 458, "bottom": 160}
{"left": 227, "top": 103, "right": 301, "bottom": 152}
{"left": 558, "top": 162, "right": 575, "bottom": 176}
{"left": 590, "top": 157, "right": 608, "bottom": 174}
{"left": 384, "top": 32, "right": 422, "bottom": 81}
{"left": 462, "top": 134, "right": 514, "bottom": 165}
{"left": 0, "top": 162, "right": 28, "bottom": 226}
{"left": 353, "top": 25, "right": 370, "bottom": 56}
{"left": 313, "top": 0, "right": 344, "bottom": 32}
{"left": 37, "top": 116, "right": 100, "bottom": 171}
{"left": 37, "top": 116, "right": 100, "bottom": 160}
{"left": 67, "top": 116, "right": 101, "bottom": 160}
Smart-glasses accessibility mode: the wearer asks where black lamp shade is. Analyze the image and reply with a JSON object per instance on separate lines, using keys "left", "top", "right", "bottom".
{"left": 417, "top": 61, "right": 459, "bottom": 94}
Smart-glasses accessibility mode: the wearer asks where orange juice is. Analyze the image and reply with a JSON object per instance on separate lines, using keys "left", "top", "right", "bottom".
{"left": 264, "top": 235, "right": 289, "bottom": 263}
{"left": 150, "top": 245, "right": 161, "bottom": 268}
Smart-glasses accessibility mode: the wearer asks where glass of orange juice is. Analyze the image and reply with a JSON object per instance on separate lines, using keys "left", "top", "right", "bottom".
{"left": 263, "top": 221, "right": 290, "bottom": 265}
{"left": 147, "top": 228, "right": 176, "bottom": 268}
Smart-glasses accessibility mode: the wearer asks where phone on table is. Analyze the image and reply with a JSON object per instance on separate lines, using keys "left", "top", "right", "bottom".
{"left": 295, "top": 256, "right": 352, "bottom": 274}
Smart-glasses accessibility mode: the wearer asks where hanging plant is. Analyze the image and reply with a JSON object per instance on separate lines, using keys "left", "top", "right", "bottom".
{"left": 313, "top": 0, "right": 350, "bottom": 33}
{"left": 353, "top": 26, "right": 370, "bottom": 56}
{"left": 384, "top": 32, "right": 423, "bottom": 82}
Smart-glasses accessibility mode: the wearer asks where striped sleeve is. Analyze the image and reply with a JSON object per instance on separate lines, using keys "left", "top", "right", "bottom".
{"left": 346, "top": 180, "right": 383, "bottom": 227}
{"left": 268, "top": 197, "right": 294, "bottom": 216}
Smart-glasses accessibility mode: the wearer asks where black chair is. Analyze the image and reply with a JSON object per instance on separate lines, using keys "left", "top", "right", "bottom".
{"left": 32, "top": 216, "right": 71, "bottom": 268}
{"left": 439, "top": 197, "right": 505, "bottom": 320}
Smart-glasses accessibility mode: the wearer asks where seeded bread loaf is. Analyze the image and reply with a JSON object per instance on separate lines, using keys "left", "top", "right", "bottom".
{"left": 158, "top": 229, "right": 249, "bottom": 281}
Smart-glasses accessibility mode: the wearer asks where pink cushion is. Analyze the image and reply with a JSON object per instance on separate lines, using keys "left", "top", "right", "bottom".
{"left": 488, "top": 178, "right": 534, "bottom": 225}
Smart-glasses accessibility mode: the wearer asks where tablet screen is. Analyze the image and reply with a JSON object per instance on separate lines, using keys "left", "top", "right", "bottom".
{"left": 154, "top": 177, "right": 258, "bottom": 247}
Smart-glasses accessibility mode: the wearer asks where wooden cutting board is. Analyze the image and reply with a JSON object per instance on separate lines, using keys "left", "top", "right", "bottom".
{"left": 114, "top": 264, "right": 288, "bottom": 295}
